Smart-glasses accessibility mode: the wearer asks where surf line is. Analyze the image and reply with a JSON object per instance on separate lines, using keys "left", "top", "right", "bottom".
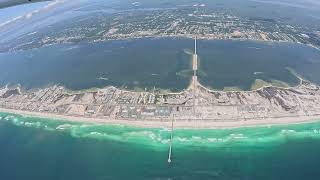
{"left": 168, "top": 115, "right": 174, "bottom": 163}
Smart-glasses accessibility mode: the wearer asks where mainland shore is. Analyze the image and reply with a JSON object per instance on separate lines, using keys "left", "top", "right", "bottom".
{"left": 1, "top": 108, "right": 320, "bottom": 129}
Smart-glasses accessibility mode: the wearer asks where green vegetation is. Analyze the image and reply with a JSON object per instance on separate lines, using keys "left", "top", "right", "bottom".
{"left": 250, "top": 79, "right": 289, "bottom": 90}
{"left": 250, "top": 79, "right": 270, "bottom": 90}
{"left": 176, "top": 69, "right": 193, "bottom": 78}
{"left": 270, "top": 79, "right": 290, "bottom": 88}
{"left": 223, "top": 86, "right": 243, "bottom": 91}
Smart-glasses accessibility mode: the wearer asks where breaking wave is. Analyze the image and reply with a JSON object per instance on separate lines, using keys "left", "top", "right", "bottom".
{"left": 1, "top": 112, "right": 320, "bottom": 149}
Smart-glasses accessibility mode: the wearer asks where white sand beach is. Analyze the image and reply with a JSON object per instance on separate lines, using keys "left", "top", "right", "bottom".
{"left": 1, "top": 108, "right": 320, "bottom": 129}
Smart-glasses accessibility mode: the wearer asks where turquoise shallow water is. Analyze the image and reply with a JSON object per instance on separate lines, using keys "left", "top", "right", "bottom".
{"left": 0, "top": 112, "right": 320, "bottom": 179}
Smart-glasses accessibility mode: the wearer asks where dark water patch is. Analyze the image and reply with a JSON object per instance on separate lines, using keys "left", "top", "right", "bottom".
{"left": 0, "top": 38, "right": 192, "bottom": 91}
{"left": 1, "top": 38, "right": 320, "bottom": 92}
{"left": 198, "top": 40, "right": 320, "bottom": 90}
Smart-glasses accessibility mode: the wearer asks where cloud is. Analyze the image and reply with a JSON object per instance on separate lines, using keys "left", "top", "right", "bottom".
{"left": 44, "top": 0, "right": 64, "bottom": 9}
{"left": 25, "top": 12, "right": 33, "bottom": 19}
{"left": 0, "top": 0, "right": 64, "bottom": 28}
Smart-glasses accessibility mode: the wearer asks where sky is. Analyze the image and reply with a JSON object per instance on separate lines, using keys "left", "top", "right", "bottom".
{"left": 0, "top": 0, "right": 68, "bottom": 29}
{"left": 250, "top": 0, "right": 320, "bottom": 9}
{"left": 0, "top": 2, "right": 51, "bottom": 24}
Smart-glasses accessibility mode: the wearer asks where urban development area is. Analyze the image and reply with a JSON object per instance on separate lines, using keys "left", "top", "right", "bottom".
{"left": 1, "top": 5, "right": 320, "bottom": 52}
{"left": 1, "top": 39, "right": 320, "bottom": 127}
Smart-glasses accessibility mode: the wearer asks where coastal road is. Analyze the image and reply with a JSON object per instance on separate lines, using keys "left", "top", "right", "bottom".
{"left": 192, "top": 38, "right": 198, "bottom": 113}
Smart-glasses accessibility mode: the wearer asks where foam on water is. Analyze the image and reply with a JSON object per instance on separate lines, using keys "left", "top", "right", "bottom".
{"left": 56, "top": 124, "right": 74, "bottom": 130}
{"left": 1, "top": 112, "right": 320, "bottom": 149}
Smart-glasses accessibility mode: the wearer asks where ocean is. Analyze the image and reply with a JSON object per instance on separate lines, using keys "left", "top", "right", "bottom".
{"left": 0, "top": 112, "right": 320, "bottom": 180}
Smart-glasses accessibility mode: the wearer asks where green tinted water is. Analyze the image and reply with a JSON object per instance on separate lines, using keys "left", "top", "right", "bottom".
{"left": 0, "top": 112, "right": 320, "bottom": 179}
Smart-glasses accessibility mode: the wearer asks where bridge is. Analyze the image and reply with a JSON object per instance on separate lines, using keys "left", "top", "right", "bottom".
{"left": 168, "top": 38, "right": 198, "bottom": 163}
{"left": 192, "top": 37, "right": 198, "bottom": 113}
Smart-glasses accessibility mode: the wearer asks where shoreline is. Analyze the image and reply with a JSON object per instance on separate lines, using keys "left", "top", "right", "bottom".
{"left": 1, "top": 108, "right": 320, "bottom": 129}
{"left": 1, "top": 38, "right": 320, "bottom": 130}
